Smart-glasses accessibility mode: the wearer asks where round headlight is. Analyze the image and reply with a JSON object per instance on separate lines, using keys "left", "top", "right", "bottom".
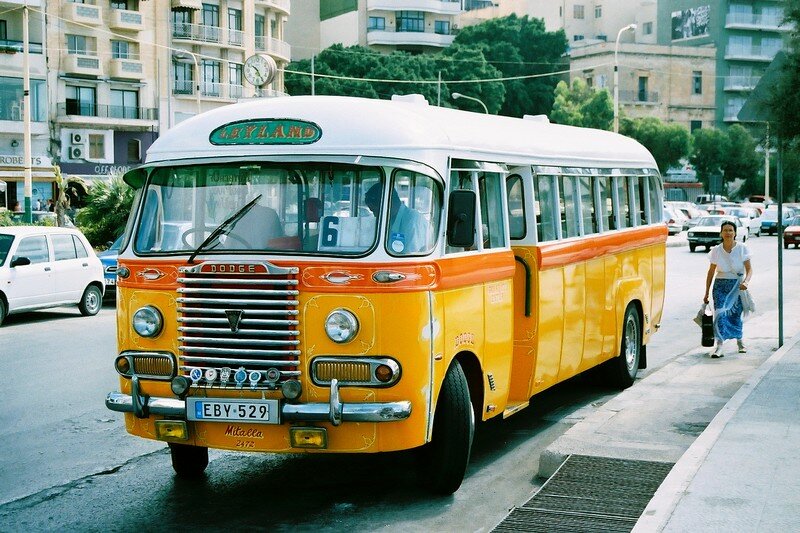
{"left": 324, "top": 309, "right": 359, "bottom": 344}
{"left": 133, "top": 306, "right": 163, "bottom": 338}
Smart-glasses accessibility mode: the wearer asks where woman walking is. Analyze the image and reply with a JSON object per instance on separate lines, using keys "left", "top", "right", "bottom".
{"left": 703, "top": 220, "right": 753, "bottom": 357}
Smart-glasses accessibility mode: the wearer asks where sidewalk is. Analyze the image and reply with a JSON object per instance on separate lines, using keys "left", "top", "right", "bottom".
{"left": 634, "top": 331, "right": 800, "bottom": 532}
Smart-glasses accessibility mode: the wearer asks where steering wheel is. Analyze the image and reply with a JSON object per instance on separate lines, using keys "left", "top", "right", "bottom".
{"left": 181, "top": 227, "right": 251, "bottom": 249}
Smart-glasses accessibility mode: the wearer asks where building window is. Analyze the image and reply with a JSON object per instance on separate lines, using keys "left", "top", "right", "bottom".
{"left": 229, "top": 62, "right": 243, "bottom": 98}
{"left": 88, "top": 134, "right": 104, "bottom": 160}
{"left": 397, "top": 11, "right": 424, "bottom": 32}
{"left": 643, "top": 21, "right": 653, "bottom": 35}
{"left": 228, "top": 8, "right": 241, "bottom": 30}
{"left": 434, "top": 20, "right": 450, "bottom": 35}
{"left": 595, "top": 5, "right": 602, "bottom": 18}
{"left": 111, "top": 0, "right": 130, "bottom": 9}
{"left": 111, "top": 40, "right": 130, "bottom": 59}
{"left": 0, "top": 20, "right": 6, "bottom": 41}
{"left": 127, "top": 139, "right": 141, "bottom": 163}
{"left": 585, "top": 76, "right": 593, "bottom": 87}
{"left": 574, "top": 5, "right": 585, "bottom": 19}
{"left": 173, "top": 62, "right": 193, "bottom": 94}
{"left": 201, "top": 59, "right": 221, "bottom": 96}
{"left": 270, "top": 18, "right": 277, "bottom": 37}
{"left": 255, "top": 14, "right": 265, "bottom": 37}
{"left": 66, "top": 34, "right": 87, "bottom": 54}
{"left": 110, "top": 88, "right": 138, "bottom": 119}
{"left": 690, "top": 120, "right": 702, "bottom": 133}
{"left": 573, "top": 34, "right": 584, "bottom": 41}
{"left": 201, "top": 3, "right": 219, "bottom": 26}
{"left": 0, "top": 77, "right": 46, "bottom": 121}
{"left": 368, "top": 16, "right": 385, "bottom": 31}
{"left": 693, "top": 71, "right": 702, "bottom": 94}
{"left": 638, "top": 76, "right": 648, "bottom": 102}
{"left": 65, "top": 85, "right": 96, "bottom": 116}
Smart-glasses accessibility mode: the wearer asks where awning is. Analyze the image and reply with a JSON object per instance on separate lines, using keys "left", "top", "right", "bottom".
{"left": 171, "top": 0, "right": 202, "bottom": 10}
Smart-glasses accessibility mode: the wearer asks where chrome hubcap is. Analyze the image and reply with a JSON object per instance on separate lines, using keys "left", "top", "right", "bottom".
{"left": 86, "top": 291, "right": 100, "bottom": 313}
{"left": 624, "top": 316, "right": 638, "bottom": 371}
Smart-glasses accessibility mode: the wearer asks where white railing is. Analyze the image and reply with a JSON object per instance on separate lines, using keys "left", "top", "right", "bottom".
{"left": 726, "top": 12, "right": 785, "bottom": 30}
{"left": 171, "top": 23, "right": 221, "bottom": 44}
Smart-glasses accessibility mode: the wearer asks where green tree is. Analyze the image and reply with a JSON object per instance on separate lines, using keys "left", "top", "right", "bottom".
{"left": 621, "top": 117, "right": 691, "bottom": 174}
{"left": 722, "top": 124, "right": 761, "bottom": 191}
{"left": 453, "top": 14, "right": 567, "bottom": 117}
{"left": 438, "top": 43, "right": 505, "bottom": 113}
{"left": 75, "top": 174, "right": 135, "bottom": 247}
{"left": 550, "top": 78, "right": 613, "bottom": 130}
{"left": 690, "top": 128, "right": 730, "bottom": 190}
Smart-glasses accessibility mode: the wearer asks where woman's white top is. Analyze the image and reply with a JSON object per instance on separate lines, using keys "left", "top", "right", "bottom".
{"left": 709, "top": 243, "right": 751, "bottom": 279}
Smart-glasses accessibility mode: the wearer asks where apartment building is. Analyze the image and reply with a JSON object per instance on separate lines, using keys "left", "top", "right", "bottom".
{"left": 0, "top": 0, "right": 290, "bottom": 200}
{"left": 286, "top": 0, "right": 463, "bottom": 60}
{"left": 0, "top": 1, "right": 50, "bottom": 210}
{"left": 657, "top": 0, "right": 790, "bottom": 128}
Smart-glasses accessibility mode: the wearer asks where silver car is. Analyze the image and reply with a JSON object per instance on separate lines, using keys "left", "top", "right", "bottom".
{"left": 686, "top": 215, "right": 746, "bottom": 252}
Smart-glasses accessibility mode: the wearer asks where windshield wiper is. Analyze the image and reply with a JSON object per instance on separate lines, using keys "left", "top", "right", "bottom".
{"left": 187, "top": 194, "right": 262, "bottom": 264}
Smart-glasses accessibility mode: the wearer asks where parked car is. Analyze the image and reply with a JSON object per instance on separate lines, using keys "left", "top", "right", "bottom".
{"left": 783, "top": 216, "right": 800, "bottom": 249}
{"left": 10, "top": 211, "right": 75, "bottom": 227}
{"left": 687, "top": 215, "right": 746, "bottom": 252}
{"left": 760, "top": 206, "right": 796, "bottom": 235}
{"left": 726, "top": 206, "right": 762, "bottom": 237}
{"left": 665, "top": 201, "right": 705, "bottom": 230}
{"left": 663, "top": 205, "right": 686, "bottom": 235}
{"left": 0, "top": 226, "right": 104, "bottom": 325}
{"left": 695, "top": 194, "right": 729, "bottom": 205}
{"left": 98, "top": 234, "right": 123, "bottom": 298}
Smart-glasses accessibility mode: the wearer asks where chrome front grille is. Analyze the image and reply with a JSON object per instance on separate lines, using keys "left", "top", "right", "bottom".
{"left": 176, "top": 261, "right": 300, "bottom": 390}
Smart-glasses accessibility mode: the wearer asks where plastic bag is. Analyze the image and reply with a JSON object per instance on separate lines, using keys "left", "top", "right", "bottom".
{"left": 694, "top": 303, "right": 709, "bottom": 327}
{"left": 740, "top": 290, "right": 756, "bottom": 316}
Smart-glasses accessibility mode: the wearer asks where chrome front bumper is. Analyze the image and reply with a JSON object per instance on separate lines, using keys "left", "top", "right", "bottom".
{"left": 105, "top": 378, "right": 411, "bottom": 426}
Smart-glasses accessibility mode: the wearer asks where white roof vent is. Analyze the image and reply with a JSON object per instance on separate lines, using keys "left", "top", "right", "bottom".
{"left": 391, "top": 94, "right": 429, "bottom": 106}
{"left": 523, "top": 114, "right": 550, "bottom": 123}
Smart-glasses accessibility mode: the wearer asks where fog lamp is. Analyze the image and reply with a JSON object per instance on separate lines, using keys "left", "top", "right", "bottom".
{"left": 133, "top": 306, "right": 163, "bottom": 338}
{"left": 281, "top": 379, "right": 302, "bottom": 400}
{"left": 155, "top": 420, "right": 188, "bottom": 442}
{"left": 324, "top": 309, "right": 359, "bottom": 343}
{"left": 375, "top": 364, "right": 394, "bottom": 383}
{"left": 290, "top": 427, "right": 327, "bottom": 449}
{"left": 171, "top": 376, "right": 191, "bottom": 397}
{"left": 115, "top": 355, "right": 131, "bottom": 376}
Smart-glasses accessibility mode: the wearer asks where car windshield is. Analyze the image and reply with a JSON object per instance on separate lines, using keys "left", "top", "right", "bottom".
{"left": 0, "top": 234, "right": 13, "bottom": 267}
{"left": 727, "top": 208, "right": 747, "bottom": 217}
{"left": 696, "top": 217, "right": 730, "bottom": 227}
{"left": 132, "top": 162, "right": 441, "bottom": 257}
{"left": 791, "top": 216, "right": 800, "bottom": 226}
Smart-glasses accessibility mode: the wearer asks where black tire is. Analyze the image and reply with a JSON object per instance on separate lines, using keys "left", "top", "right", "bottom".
{"left": 78, "top": 285, "right": 102, "bottom": 316}
{"left": 784, "top": 242, "right": 789, "bottom": 249}
{"left": 169, "top": 443, "right": 209, "bottom": 478}
{"left": 419, "top": 360, "right": 474, "bottom": 495}
{"left": 604, "top": 305, "right": 641, "bottom": 389}
{"left": 0, "top": 298, "right": 6, "bottom": 326}
{"left": 689, "top": 244, "right": 696, "bottom": 252}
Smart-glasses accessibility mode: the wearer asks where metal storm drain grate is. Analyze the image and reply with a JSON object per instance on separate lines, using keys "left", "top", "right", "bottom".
{"left": 494, "top": 455, "right": 674, "bottom": 533}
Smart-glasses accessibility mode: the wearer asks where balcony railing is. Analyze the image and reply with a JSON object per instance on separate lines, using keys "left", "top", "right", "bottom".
{"left": 0, "top": 40, "right": 44, "bottom": 54}
{"left": 255, "top": 0, "right": 290, "bottom": 14}
{"left": 173, "top": 82, "right": 244, "bottom": 100}
{"left": 62, "top": 1, "right": 102, "bottom": 25}
{"left": 367, "top": 0, "right": 461, "bottom": 15}
{"left": 724, "top": 75, "right": 761, "bottom": 91}
{"left": 58, "top": 103, "right": 157, "bottom": 120}
{"left": 254, "top": 36, "right": 290, "bottom": 60}
{"left": 172, "top": 23, "right": 221, "bottom": 44}
{"left": 365, "top": 29, "right": 455, "bottom": 48}
{"left": 725, "top": 44, "right": 781, "bottom": 61}
{"left": 109, "top": 8, "right": 144, "bottom": 31}
{"left": 109, "top": 58, "right": 144, "bottom": 79}
{"left": 619, "top": 90, "right": 660, "bottom": 103}
{"left": 228, "top": 29, "right": 244, "bottom": 47}
{"left": 63, "top": 53, "right": 103, "bottom": 76}
{"left": 725, "top": 12, "right": 786, "bottom": 30}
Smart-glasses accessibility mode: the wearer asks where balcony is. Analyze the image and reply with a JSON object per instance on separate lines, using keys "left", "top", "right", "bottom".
{"left": 724, "top": 75, "right": 761, "bottom": 91}
{"left": 619, "top": 90, "right": 660, "bottom": 104}
{"left": 0, "top": 39, "right": 43, "bottom": 54}
{"left": 109, "top": 58, "right": 144, "bottom": 79}
{"left": 725, "top": 44, "right": 781, "bottom": 62}
{"left": 228, "top": 29, "right": 244, "bottom": 47}
{"left": 254, "top": 36, "right": 290, "bottom": 62}
{"left": 58, "top": 103, "right": 157, "bottom": 120}
{"left": 172, "top": 23, "right": 222, "bottom": 45}
{"left": 366, "top": 30, "right": 455, "bottom": 48}
{"left": 62, "top": 2, "right": 102, "bottom": 26}
{"left": 109, "top": 8, "right": 144, "bottom": 32}
{"left": 725, "top": 12, "right": 788, "bottom": 31}
{"left": 367, "top": 0, "right": 461, "bottom": 15}
{"left": 173, "top": 81, "right": 245, "bottom": 100}
{"left": 255, "top": 0, "right": 290, "bottom": 15}
{"left": 63, "top": 53, "right": 103, "bottom": 77}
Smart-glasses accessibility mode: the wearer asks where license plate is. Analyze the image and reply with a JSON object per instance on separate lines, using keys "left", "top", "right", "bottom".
{"left": 186, "top": 398, "right": 280, "bottom": 424}
{"left": 105, "top": 278, "right": 116, "bottom": 285}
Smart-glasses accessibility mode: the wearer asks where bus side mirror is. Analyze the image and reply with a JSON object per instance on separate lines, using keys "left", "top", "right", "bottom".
{"left": 10, "top": 256, "right": 31, "bottom": 267}
{"left": 447, "top": 189, "right": 476, "bottom": 248}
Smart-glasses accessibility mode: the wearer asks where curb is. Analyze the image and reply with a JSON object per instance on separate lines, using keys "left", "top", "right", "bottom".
{"left": 631, "top": 330, "right": 800, "bottom": 532}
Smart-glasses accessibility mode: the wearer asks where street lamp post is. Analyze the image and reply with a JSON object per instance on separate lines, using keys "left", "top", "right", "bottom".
{"left": 614, "top": 23, "right": 636, "bottom": 133}
{"left": 173, "top": 51, "right": 201, "bottom": 115}
{"left": 452, "top": 92, "right": 488, "bottom": 114}
{"left": 22, "top": 3, "right": 32, "bottom": 222}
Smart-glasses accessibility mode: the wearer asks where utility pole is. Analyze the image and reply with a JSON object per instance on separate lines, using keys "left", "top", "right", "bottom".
{"left": 22, "top": 2, "right": 32, "bottom": 223}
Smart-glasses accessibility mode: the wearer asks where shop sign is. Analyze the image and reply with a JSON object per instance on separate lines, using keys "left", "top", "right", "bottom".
{"left": 0, "top": 155, "right": 45, "bottom": 166}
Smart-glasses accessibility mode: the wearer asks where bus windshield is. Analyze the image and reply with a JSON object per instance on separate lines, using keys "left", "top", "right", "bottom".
{"left": 132, "top": 162, "right": 441, "bottom": 257}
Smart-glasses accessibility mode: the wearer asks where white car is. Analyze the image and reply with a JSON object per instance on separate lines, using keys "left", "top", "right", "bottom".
{"left": 726, "top": 206, "right": 762, "bottom": 237}
{"left": 686, "top": 215, "right": 746, "bottom": 252}
{"left": 0, "top": 226, "right": 104, "bottom": 326}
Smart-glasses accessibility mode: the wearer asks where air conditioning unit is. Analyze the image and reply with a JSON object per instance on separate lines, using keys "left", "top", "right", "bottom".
{"left": 69, "top": 146, "right": 84, "bottom": 160}
{"left": 70, "top": 132, "right": 85, "bottom": 145}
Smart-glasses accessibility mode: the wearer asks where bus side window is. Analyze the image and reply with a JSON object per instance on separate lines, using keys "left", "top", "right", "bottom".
{"left": 534, "top": 175, "right": 558, "bottom": 242}
{"left": 578, "top": 175, "right": 597, "bottom": 235}
{"left": 559, "top": 175, "right": 579, "bottom": 238}
{"left": 506, "top": 175, "right": 526, "bottom": 240}
{"left": 598, "top": 176, "right": 615, "bottom": 232}
{"left": 648, "top": 175, "right": 662, "bottom": 223}
{"left": 630, "top": 176, "right": 645, "bottom": 226}
{"left": 636, "top": 176, "right": 648, "bottom": 224}
{"left": 615, "top": 176, "right": 632, "bottom": 229}
{"left": 478, "top": 173, "right": 507, "bottom": 249}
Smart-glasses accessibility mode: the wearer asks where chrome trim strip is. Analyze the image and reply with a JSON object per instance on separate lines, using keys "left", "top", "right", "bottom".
{"left": 179, "top": 261, "right": 299, "bottom": 275}
{"left": 179, "top": 347, "right": 301, "bottom": 357}
{"left": 178, "top": 317, "right": 299, "bottom": 327}
{"left": 180, "top": 355, "right": 299, "bottom": 366}
{"left": 179, "top": 336, "right": 299, "bottom": 346}
{"left": 177, "top": 288, "right": 300, "bottom": 297}
{"left": 311, "top": 356, "right": 401, "bottom": 387}
{"left": 105, "top": 392, "right": 412, "bottom": 422}
{"left": 176, "top": 277, "right": 298, "bottom": 286}
{"left": 176, "top": 297, "right": 300, "bottom": 306}
{"left": 177, "top": 307, "right": 299, "bottom": 317}
{"left": 178, "top": 327, "right": 299, "bottom": 337}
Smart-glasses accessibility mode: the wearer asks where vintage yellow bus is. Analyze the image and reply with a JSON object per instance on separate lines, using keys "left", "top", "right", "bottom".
{"left": 106, "top": 95, "right": 666, "bottom": 494}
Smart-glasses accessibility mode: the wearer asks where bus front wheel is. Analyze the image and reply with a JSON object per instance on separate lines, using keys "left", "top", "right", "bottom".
{"left": 169, "top": 443, "right": 209, "bottom": 478}
{"left": 605, "top": 305, "right": 641, "bottom": 389}
{"left": 419, "top": 360, "right": 475, "bottom": 495}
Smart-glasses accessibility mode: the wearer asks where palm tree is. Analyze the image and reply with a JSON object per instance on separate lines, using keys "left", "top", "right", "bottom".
{"left": 75, "top": 173, "right": 135, "bottom": 247}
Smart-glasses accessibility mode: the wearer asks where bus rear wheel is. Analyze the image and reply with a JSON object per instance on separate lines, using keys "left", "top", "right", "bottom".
{"left": 169, "top": 443, "right": 208, "bottom": 478}
{"left": 605, "top": 305, "right": 641, "bottom": 389}
{"left": 418, "top": 360, "right": 474, "bottom": 495}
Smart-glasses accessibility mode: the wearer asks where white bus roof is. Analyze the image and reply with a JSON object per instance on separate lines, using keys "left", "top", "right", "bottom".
{"left": 143, "top": 95, "right": 657, "bottom": 172}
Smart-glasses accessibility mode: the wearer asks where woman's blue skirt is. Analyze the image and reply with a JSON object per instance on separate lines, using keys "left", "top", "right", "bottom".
{"left": 712, "top": 278, "right": 743, "bottom": 341}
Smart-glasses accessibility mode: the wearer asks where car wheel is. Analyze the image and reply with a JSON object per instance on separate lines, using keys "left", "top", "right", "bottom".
{"left": 169, "top": 443, "right": 209, "bottom": 478}
{"left": 0, "top": 299, "right": 6, "bottom": 326}
{"left": 689, "top": 244, "right": 696, "bottom": 252}
{"left": 78, "top": 285, "right": 102, "bottom": 316}
{"left": 418, "top": 360, "right": 474, "bottom": 495}
{"left": 784, "top": 242, "right": 789, "bottom": 249}
{"left": 603, "top": 305, "right": 640, "bottom": 389}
